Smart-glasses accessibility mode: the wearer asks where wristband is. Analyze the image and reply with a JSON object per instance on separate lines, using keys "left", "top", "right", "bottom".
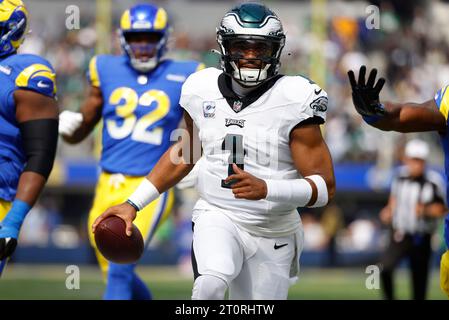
{"left": 265, "top": 178, "right": 312, "bottom": 207}
{"left": 127, "top": 178, "right": 160, "bottom": 211}
{"left": 2, "top": 199, "right": 32, "bottom": 229}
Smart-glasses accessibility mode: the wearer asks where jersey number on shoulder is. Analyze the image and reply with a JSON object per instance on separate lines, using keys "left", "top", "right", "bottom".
{"left": 106, "top": 87, "right": 170, "bottom": 145}
{"left": 221, "top": 134, "right": 246, "bottom": 189}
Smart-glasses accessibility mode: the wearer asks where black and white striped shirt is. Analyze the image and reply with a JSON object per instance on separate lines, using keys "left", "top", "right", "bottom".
{"left": 391, "top": 166, "right": 446, "bottom": 234}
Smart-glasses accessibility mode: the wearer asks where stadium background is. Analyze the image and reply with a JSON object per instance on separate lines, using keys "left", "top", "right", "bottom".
{"left": 1, "top": 0, "right": 449, "bottom": 299}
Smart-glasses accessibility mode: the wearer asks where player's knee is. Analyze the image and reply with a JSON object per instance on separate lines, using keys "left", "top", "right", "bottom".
{"left": 192, "top": 274, "right": 227, "bottom": 300}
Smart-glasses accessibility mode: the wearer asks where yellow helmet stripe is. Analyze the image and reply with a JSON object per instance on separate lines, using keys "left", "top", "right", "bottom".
{"left": 120, "top": 9, "right": 131, "bottom": 30}
{"left": 154, "top": 8, "right": 168, "bottom": 30}
{"left": 0, "top": 0, "right": 24, "bottom": 22}
{"left": 89, "top": 56, "right": 101, "bottom": 87}
{"left": 15, "top": 64, "right": 55, "bottom": 87}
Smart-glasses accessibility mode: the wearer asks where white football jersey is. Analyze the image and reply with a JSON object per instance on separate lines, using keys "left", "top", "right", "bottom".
{"left": 180, "top": 67, "right": 328, "bottom": 237}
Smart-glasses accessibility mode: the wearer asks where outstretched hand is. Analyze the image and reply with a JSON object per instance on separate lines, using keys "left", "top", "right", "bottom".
{"left": 347, "top": 65, "right": 386, "bottom": 118}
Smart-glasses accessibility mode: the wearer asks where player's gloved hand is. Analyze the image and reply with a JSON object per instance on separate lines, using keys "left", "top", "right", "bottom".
{"left": 59, "top": 110, "right": 83, "bottom": 137}
{"left": 0, "top": 200, "right": 31, "bottom": 260}
{"left": 92, "top": 203, "right": 137, "bottom": 237}
{"left": 225, "top": 164, "right": 268, "bottom": 200}
{"left": 347, "top": 65, "right": 386, "bottom": 123}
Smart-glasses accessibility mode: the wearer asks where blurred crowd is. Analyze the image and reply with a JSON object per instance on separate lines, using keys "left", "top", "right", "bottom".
{"left": 14, "top": 0, "right": 449, "bottom": 267}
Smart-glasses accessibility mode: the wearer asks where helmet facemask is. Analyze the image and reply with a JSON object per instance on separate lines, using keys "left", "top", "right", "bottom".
{"left": 120, "top": 30, "right": 168, "bottom": 73}
{"left": 218, "top": 34, "right": 285, "bottom": 87}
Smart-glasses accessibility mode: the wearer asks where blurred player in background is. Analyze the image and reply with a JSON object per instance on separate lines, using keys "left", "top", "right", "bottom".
{"left": 379, "top": 139, "right": 446, "bottom": 300}
{"left": 58, "top": 3, "right": 203, "bottom": 299}
{"left": 94, "top": 2, "right": 336, "bottom": 300}
{"left": 348, "top": 65, "right": 449, "bottom": 298}
{"left": 0, "top": 0, "right": 58, "bottom": 274}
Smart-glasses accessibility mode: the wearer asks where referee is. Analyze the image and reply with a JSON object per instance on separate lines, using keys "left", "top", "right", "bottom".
{"left": 379, "top": 139, "right": 447, "bottom": 300}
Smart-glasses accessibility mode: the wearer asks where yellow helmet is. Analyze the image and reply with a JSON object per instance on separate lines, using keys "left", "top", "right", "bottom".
{"left": 0, "top": 0, "right": 29, "bottom": 57}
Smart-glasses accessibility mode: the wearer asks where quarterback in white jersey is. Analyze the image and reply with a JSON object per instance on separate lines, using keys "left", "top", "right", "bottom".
{"left": 181, "top": 67, "right": 328, "bottom": 238}
{"left": 94, "top": 2, "right": 336, "bottom": 300}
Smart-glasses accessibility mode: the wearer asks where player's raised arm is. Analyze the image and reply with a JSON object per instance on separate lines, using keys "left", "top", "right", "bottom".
{"left": 59, "top": 84, "right": 103, "bottom": 144}
{"left": 347, "top": 65, "right": 447, "bottom": 134}
{"left": 0, "top": 89, "right": 58, "bottom": 261}
{"left": 92, "top": 111, "right": 198, "bottom": 236}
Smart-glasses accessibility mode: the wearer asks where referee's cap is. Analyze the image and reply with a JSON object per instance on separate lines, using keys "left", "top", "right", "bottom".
{"left": 405, "top": 139, "right": 429, "bottom": 160}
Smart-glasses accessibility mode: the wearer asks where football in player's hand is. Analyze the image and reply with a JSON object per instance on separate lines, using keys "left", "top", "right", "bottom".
{"left": 94, "top": 216, "right": 144, "bottom": 264}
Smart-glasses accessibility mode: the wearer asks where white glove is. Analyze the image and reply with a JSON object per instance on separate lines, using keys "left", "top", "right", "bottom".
{"left": 59, "top": 110, "right": 83, "bottom": 137}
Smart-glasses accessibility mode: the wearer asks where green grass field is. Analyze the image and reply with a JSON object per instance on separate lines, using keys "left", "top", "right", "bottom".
{"left": 0, "top": 264, "right": 446, "bottom": 300}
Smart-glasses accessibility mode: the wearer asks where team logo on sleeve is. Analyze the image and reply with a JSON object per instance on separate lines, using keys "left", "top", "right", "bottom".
{"left": 203, "top": 101, "right": 216, "bottom": 118}
{"left": 309, "top": 96, "right": 328, "bottom": 112}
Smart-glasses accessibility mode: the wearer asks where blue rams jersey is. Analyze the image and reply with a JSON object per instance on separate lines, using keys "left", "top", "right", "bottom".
{"left": 0, "top": 53, "right": 57, "bottom": 201}
{"left": 88, "top": 55, "right": 203, "bottom": 176}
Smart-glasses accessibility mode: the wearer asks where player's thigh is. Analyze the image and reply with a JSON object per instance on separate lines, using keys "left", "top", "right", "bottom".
{"left": 0, "top": 200, "right": 11, "bottom": 221}
{"left": 192, "top": 212, "right": 243, "bottom": 285}
{"left": 230, "top": 233, "right": 297, "bottom": 300}
{"left": 133, "top": 189, "right": 174, "bottom": 245}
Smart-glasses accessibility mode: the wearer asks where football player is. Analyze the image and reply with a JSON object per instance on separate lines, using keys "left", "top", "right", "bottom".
{"left": 347, "top": 65, "right": 449, "bottom": 298}
{"left": 93, "top": 2, "right": 336, "bottom": 300}
{"left": 59, "top": 3, "right": 203, "bottom": 299}
{"left": 0, "top": 0, "right": 58, "bottom": 274}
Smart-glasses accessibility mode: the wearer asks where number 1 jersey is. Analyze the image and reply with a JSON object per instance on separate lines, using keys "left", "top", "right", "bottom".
{"left": 180, "top": 67, "right": 328, "bottom": 237}
{"left": 88, "top": 54, "right": 203, "bottom": 176}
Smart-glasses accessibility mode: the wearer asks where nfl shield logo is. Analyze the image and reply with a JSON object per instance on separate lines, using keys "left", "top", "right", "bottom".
{"left": 203, "top": 101, "right": 216, "bottom": 118}
{"left": 233, "top": 100, "right": 243, "bottom": 112}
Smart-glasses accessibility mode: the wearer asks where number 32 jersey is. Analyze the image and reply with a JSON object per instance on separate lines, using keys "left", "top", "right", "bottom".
{"left": 88, "top": 54, "right": 203, "bottom": 176}
{"left": 180, "top": 67, "right": 328, "bottom": 237}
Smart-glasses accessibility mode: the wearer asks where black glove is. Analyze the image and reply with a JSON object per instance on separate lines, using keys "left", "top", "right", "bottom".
{"left": 347, "top": 65, "right": 386, "bottom": 118}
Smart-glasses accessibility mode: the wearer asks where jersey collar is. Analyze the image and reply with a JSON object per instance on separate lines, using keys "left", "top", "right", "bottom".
{"left": 217, "top": 73, "right": 283, "bottom": 113}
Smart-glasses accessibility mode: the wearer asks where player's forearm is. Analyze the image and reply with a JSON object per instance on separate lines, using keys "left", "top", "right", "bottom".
{"left": 127, "top": 143, "right": 195, "bottom": 211}
{"left": 14, "top": 172, "right": 47, "bottom": 206}
{"left": 368, "top": 101, "right": 446, "bottom": 133}
{"left": 147, "top": 144, "right": 195, "bottom": 193}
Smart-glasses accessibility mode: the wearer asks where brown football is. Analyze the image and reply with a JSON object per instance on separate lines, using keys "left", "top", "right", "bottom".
{"left": 94, "top": 216, "right": 144, "bottom": 264}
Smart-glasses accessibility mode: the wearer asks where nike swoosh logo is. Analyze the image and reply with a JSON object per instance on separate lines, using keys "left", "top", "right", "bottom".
{"left": 37, "top": 81, "right": 50, "bottom": 88}
{"left": 314, "top": 89, "right": 322, "bottom": 95}
{"left": 274, "top": 243, "right": 288, "bottom": 250}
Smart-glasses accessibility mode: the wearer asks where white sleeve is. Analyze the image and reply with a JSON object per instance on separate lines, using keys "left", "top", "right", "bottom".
{"left": 179, "top": 79, "right": 197, "bottom": 123}
{"left": 283, "top": 78, "right": 328, "bottom": 138}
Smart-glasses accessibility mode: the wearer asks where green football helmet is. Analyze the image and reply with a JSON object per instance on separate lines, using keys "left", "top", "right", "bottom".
{"left": 216, "top": 2, "right": 286, "bottom": 87}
